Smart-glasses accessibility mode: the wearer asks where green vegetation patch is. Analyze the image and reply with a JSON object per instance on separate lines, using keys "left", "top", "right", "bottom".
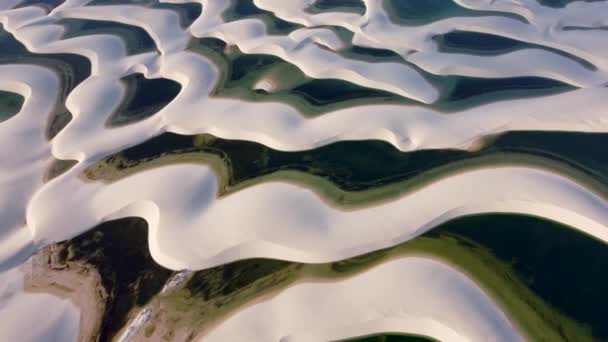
{"left": 84, "top": 131, "right": 608, "bottom": 208}
{"left": 187, "top": 37, "right": 414, "bottom": 116}
{"left": 188, "top": 35, "right": 576, "bottom": 113}
{"left": 80, "top": 130, "right": 608, "bottom": 340}
{"left": 56, "top": 217, "right": 173, "bottom": 341}
{"left": 154, "top": 214, "right": 608, "bottom": 341}
{"left": 53, "top": 213, "right": 608, "bottom": 341}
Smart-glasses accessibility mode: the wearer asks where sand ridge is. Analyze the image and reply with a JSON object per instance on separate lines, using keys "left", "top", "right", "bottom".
{"left": 0, "top": 0, "right": 607, "bottom": 341}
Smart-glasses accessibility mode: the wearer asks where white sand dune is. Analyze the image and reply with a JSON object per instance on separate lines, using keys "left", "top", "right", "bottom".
{"left": 54, "top": 4, "right": 190, "bottom": 54}
{"left": 255, "top": 0, "right": 608, "bottom": 82}
{"left": 197, "top": 19, "right": 441, "bottom": 103}
{"left": 0, "top": 64, "right": 59, "bottom": 271}
{"left": 253, "top": 0, "right": 361, "bottom": 28}
{"left": 0, "top": 268, "right": 79, "bottom": 342}
{"left": 1, "top": 0, "right": 608, "bottom": 340}
{"left": 0, "top": 2, "right": 606, "bottom": 160}
{"left": 26, "top": 164, "right": 608, "bottom": 271}
{"left": 202, "top": 256, "right": 524, "bottom": 342}
{"left": 0, "top": 0, "right": 20, "bottom": 11}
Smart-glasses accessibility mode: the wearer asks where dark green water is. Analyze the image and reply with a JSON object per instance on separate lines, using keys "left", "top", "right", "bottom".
{"left": 434, "top": 30, "right": 596, "bottom": 70}
{"left": 384, "top": 0, "right": 527, "bottom": 26}
{"left": 223, "top": 48, "right": 407, "bottom": 106}
{"left": 59, "top": 18, "right": 158, "bottom": 55}
{"left": 0, "top": 91, "right": 24, "bottom": 122}
{"left": 435, "top": 30, "right": 527, "bottom": 55}
{"left": 292, "top": 79, "right": 400, "bottom": 105}
{"left": 444, "top": 76, "right": 574, "bottom": 103}
{"left": 0, "top": 26, "right": 91, "bottom": 90}
{"left": 0, "top": 25, "right": 91, "bottom": 138}
{"left": 332, "top": 213, "right": 608, "bottom": 340}
{"left": 87, "top": 0, "right": 202, "bottom": 28}
{"left": 231, "top": 0, "right": 265, "bottom": 16}
{"left": 343, "top": 334, "right": 435, "bottom": 342}
{"left": 75, "top": 212, "right": 608, "bottom": 340}
{"left": 190, "top": 37, "right": 576, "bottom": 110}
{"left": 190, "top": 38, "right": 414, "bottom": 108}
{"left": 563, "top": 25, "right": 608, "bottom": 31}
{"left": 15, "top": 0, "right": 64, "bottom": 11}
{"left": 228, "top": 53, "right": 285, "bottom": 82}
{"left": 223, "top": 0, "right": 304, "bottom": 34}
{"left": 310, "top": 0, "right": 367, "bottom": 15}
{"left": 109, "top": 73, "right": 181, "bottom": 126}
{"left": 537, "top": 0, "right": 605, "bottom": 8}
{"left": 432, "top": 214, "right": 608, "bottom": 339}
{"left": 344, "top": 46, "right": 405, "bottom": 62}
{"left": 115, "top": 130, "right": 608, "bottom": 192}
{"left": 6, "top": 1, "right": 608, "bottom": 341}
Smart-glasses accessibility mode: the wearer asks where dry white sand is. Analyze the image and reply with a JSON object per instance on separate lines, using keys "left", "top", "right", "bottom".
{"left": 23, "top": 245, "right": 106, "bottom": 342}
{"left": 0, "top": 267, "right": 80, "bottom": 342}
{"left": 202, "top": 256, "right": 524, "bottom": 342}
{"left": 27, "top": 164, "right": 608, "bottom": 271}
{"left": 0, "top": 0, "right": 607, "bottom": 340}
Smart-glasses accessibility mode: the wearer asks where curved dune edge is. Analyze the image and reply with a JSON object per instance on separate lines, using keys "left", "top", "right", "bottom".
{"left": 0, "top": 64, "right": 59, "bottom": 271}
{"left": 27, "top": 162, "right": 608, "bottom": 272}
{"left": 0, "top": 2, "right": 606, "bottom": 162}
{"left": 252, "top": 0, "right": 608, "bottom": 72}
{"left": 84, "top": 138, "right": 608, "bottom": 210}
{"left": 200, "top": 256, "right": 523, "bottom": 342}
{"left": 0, "top": 1, "right": 606, "bottom": 341}
{"left": 52, "top": 213, "right": 601, "bottom": 341}
{"left": 0, "top": 0, "right": 606, "bottom": 271}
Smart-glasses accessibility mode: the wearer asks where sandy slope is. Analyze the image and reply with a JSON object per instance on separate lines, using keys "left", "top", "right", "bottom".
{"left": 255, "top": 0, "right": 608, "bottom": 71}
{"left": 0, "top": 267, "right": 79, "bottom": 342}
{"left": 202, "top": 256, "right": 524, "bottom": 342}
{"left": 0, "top": 0, "right": 607, "bottom": 340}
{"left": 0, "top": 64, "right": 59, "bottom": 271}
{"left": 0, "top": 2, "right": 606, "bottom": 164}
{"left": 23, "top": 245, "right": 106, "bottom": 342}
{"left": 25, "top": 164, "right": 608, "bottom": 271}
